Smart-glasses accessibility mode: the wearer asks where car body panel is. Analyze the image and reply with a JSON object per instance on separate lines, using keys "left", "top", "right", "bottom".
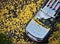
{"left": 26, "top": 19, "right": 50, "bottom": 39}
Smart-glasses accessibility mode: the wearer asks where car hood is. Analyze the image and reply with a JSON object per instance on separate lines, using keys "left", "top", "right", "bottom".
{"left": 26, "top": 19, "right": 50, "bottom": 39}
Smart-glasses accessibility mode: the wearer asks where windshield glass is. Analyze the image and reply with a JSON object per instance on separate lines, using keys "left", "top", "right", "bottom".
{"left": 35, "top": 10, "right": 51, "bottom": 25}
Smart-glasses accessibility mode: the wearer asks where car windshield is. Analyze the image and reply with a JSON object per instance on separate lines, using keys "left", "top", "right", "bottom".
{"left": 35, "top": 10, "right": 51, "bottom": 25}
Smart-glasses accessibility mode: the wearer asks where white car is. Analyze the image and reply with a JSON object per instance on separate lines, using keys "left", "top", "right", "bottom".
{"left": 26, "top": 0, "right": 60, "bottom": 42}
